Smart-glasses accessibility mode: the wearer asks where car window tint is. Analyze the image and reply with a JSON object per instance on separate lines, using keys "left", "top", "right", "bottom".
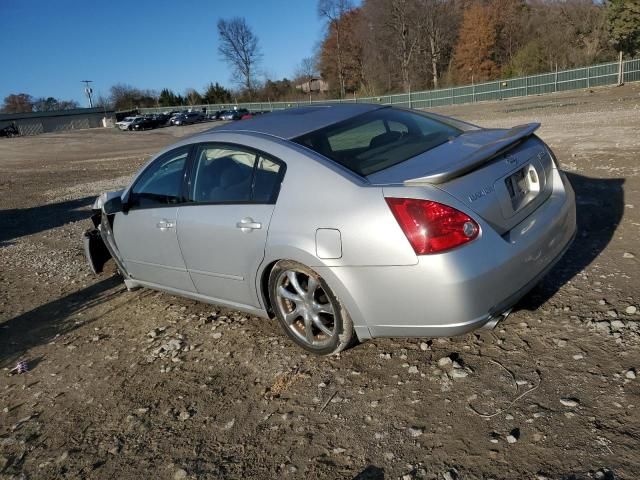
{"left": 388, "top": 120, "right": 409, "bottom": 134}
{"left": 131, "top": 147, "right": 188, "bottom": 208}
{"left": 191, "top": 146, "right": 255, "bottom": 203}
{"left": 327, "top": 119, "right": 386, "bottom": 151}
{"left": 252, "top": 156, "right": 282, "bottom": 203}
{"left": 293, "top": 109, "right": 462, "bottom": 176}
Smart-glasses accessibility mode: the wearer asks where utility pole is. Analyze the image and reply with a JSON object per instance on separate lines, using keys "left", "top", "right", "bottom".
{"left": 81, "top": 80, "right": 94, "bottom": 108}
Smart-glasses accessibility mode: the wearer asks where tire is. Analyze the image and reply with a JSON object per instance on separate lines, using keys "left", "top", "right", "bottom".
{"left": 268, "top": 260, "right": 355, "bottom": 355}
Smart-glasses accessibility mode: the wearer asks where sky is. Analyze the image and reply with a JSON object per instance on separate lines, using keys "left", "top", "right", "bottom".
{"left": 0, "top": 0, "right": 329, "bottom": 106}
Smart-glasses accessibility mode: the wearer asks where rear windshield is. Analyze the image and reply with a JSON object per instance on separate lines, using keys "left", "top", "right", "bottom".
{"left": 293, "top": 108, "right": 462, "bottom": 176}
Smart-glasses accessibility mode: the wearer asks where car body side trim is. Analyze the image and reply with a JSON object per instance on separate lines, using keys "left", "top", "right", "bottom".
{"left": 187, "top": 268, "right": 244, "bottom": 281}
{"left": 123, "top": 258, "right": 188, "bottom": 273}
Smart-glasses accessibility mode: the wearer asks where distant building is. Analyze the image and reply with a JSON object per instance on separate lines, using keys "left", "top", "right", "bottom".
{"left": 296, "top": 78, "right": 330, "bottom": 94}
{"left": 0, "top": 107, "right": 115, "bottom": 136}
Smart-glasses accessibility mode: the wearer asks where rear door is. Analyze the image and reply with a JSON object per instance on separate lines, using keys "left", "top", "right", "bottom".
{"left": 113, "top": 145, "right": 196, "bottom": 292}
{"left": 177, "top": 143, "right": 285, "bottom": 307}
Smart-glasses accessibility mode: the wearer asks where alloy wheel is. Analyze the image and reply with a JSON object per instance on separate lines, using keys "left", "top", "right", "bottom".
{"left": 274, "top": 269, "right": 337, "bottom": 348}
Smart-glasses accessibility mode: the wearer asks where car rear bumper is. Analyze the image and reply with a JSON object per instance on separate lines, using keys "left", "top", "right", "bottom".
{"left": 318, "top": 169, "right": 577, "bottom": 340}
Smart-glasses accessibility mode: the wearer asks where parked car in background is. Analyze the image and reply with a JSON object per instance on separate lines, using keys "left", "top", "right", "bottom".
{"left": 132, "top": 117, "right": 159, "bottom": 131}
{"left": 0, "top": 122, "right": 20, "bottom": 138}
{"left": 144, "top": 113, "right": 168, "bottom": 126}
{"left": 116, "top": 116, "right": 141, "bottom": 131}
{"left": 169, "top": 113, "right": 186, "bottom": 126}
{"left": 220, "top": 109, "right": 249, "bottom": 121}
{"left": 183, "top": 112, "right": 204, "bottom": 125}
{"left": 170, "top": 112, "right": 202, "bottom": 126}
{"left": 85, "top": 104, "right": 576, "bottom": 356}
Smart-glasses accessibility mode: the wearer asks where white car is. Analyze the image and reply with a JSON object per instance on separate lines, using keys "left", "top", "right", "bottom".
{"left": 116, "top": 116, "right": 141, "bottom": 131}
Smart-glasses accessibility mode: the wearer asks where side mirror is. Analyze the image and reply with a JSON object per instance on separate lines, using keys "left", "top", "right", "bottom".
{"left": 103, "top": 196, "right": 125, "bottom": 215}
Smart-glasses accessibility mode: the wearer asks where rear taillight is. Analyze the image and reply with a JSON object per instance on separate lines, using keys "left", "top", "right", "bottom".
{"left": 386, "top": 197, "right": 479, "bottom": 254}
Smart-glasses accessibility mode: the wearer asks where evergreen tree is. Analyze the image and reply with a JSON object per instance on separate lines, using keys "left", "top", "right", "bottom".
{"left": 159, "top": 88, "right": 181, "bottom": 107}
{"left": 607, "top": 0, "right": 640, "bottom": 56}
{"left": 202, "top": 82, "right": 232, "bottom": 104}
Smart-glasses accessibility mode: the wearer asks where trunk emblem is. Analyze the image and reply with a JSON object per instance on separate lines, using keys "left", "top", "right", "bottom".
{"left": 505, "top": 153, "right": 518, "bottom": 165}
{"left": 468, "top": 185, "right": 494, "bottom": 202}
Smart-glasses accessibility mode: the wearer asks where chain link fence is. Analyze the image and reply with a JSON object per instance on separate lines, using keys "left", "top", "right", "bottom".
{"left": 139, "top": 57, "right": 640, "bottom": 115}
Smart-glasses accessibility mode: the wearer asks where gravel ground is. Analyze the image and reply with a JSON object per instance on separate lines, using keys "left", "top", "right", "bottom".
{"left": 1, "top": 86, "right": 639, "bottom": 480}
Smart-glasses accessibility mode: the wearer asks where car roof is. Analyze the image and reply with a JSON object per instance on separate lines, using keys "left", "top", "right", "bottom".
{"left": 208, "top": 103, "right": 386, "bottom": 140}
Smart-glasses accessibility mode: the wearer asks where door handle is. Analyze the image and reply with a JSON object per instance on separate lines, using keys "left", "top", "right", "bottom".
{"left": 156, "top": 219, "right": 175, "bottom": 230}
{"left": 236, "top": 217, "right": 262, "bottom": 232}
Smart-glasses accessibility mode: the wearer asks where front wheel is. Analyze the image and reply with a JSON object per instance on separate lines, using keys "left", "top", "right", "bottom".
{"left": 268, "top": 260, "right": 355, "bottom": 355}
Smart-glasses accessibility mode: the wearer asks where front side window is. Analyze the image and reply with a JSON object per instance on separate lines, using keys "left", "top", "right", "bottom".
{"left": 293, "top": 108, "right": 462, "bottom": 176}
{"left": 130, "top": 147, "right": 189, "bottom": 208}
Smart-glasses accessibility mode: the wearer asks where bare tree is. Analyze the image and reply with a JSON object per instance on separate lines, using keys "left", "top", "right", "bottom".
{"left": 294, "top": 57, "right": 319, "bottom": 82}
{"left": 1, "top": 93, "right": 34, "bottom": 113}
{"left": 390, "top": 0, "right": 422, "bottom": 92}
{"left": 109, "top": 84, "right": 158, "bottom": 110}
{"left": 318, "top": 0, "right": 354, "bottom": 98}
{"left": 94, "top": 94, "right": 112, "bottom": 110}
{"left": 364, "top": 0, "right": 423, "bottom": 93}
{"left": 217, "top": 17, "right": 262, "bottom": 95}
{"left": 417, "top": 0, "right": 461, "bottom": 89}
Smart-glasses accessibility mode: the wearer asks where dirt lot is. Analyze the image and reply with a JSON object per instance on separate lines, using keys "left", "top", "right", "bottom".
{"left": 1, "top": 85, "right": 639, "bottom": 480}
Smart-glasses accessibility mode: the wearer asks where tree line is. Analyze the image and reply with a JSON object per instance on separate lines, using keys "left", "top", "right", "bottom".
{"left": 210, "top": 0, "right": 640, "bottom": 100}
{"left": 316, "top": 0, "right": 640, "bottom": 97}
{"left": 1, "top": 94, "right": 79, "bottom": 114}
{"left": 2, "top": 0, "right": 638, "bottom": 113}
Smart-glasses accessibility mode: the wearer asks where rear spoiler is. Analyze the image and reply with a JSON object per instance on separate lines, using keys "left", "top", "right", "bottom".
{"left": 405, "top": 123, "right": 541, "bottom": 185}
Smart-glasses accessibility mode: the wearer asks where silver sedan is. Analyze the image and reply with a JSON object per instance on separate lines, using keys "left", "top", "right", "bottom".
{"left": 84, "top": 104, "right": 576, "bottom": 355}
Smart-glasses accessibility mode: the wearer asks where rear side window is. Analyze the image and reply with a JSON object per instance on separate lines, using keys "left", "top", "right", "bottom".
{"left": 293, "top": 108, "right": 462, "bottom": 176}
{"left": 253, "top": 156, "right": 282, "bottom": 203}
{"left": 190, "top": 144, "right": 284, "bottom": 204}
{"left": 191, "top": 145, "right": 255, "bottom": 203}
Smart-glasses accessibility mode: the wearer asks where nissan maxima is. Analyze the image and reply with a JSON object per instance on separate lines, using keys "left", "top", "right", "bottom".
{"left": 84, "top": 104, "right": 576, "bottom": 355}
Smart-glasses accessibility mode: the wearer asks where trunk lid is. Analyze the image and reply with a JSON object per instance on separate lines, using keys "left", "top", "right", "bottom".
{"left": 367, "top": 124, "right": 555, "bottom": 234}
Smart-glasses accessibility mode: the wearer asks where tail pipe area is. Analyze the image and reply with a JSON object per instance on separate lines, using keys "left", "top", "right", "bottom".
{"left": 480, "top": 308, "right": 513, "bottom": 330}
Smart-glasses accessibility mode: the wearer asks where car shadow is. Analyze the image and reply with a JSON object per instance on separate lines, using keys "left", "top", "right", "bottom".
{"left": 0, "top": 275, "right": 124, "bottom": 368}
{"left": 516, "top": 172, "right": 625, "bottom": 311}
{"left": 0, "top": 195, "right": 95, "bottom": 246}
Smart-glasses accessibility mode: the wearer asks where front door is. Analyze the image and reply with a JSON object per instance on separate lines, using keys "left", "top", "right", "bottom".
{"left": 177, "top": 143, "right": 285, "bottom": 307}
{"left": 113, "top": 146, "right": 196, "bottom": 292}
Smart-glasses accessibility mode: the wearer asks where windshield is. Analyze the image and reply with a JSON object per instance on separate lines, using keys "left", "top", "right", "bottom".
{"left": 293, "top": 108, "right": 462, "bottom": 176}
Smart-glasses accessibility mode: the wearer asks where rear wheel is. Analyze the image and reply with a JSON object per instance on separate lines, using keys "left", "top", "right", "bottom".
{"left": 268, "top": 260, "right": 355, "bottom": 355}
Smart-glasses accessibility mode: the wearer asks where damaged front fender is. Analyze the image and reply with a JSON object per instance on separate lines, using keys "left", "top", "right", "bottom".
{"left": 83, "top": 227, "right": 111, "bottom": 274}
{"left": 83, "top": 190, "right": 129, "bottom": 276}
